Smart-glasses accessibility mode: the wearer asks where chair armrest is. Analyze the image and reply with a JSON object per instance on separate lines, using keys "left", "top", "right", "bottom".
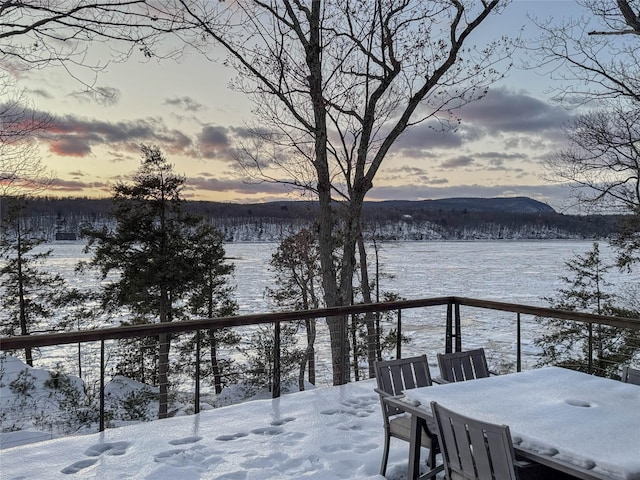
{"left": 514, "top": 459, "right": 535, "bottom": 468}
{"left": 432, "top": 377, "right": 450, "bottom": 384}
{"left": 374, "top": 387, "right": 391, "bottom": 398}
{"left": 383, "top": 396, "right": 426, "bottom": 419}
{"left": 383, "top": 396, "right": 439, "bottom": 437}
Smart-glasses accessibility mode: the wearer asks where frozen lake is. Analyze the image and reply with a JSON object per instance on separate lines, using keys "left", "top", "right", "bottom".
{"left": 223, "top": 239, "right": 621, "bottom": 311}
{"left": 225, "top": 240, "right": 631, "bottom": 369}
{"left": 37, "top": 239, "right": 632, "bottom": 374}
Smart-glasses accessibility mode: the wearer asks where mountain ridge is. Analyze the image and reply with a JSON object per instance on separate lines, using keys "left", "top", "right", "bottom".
{"left": 12, "top": 195, "right": 623, "bottom": 242}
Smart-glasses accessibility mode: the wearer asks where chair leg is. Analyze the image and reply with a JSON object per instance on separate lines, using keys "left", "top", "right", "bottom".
{"left": 420, "top": 447, "right": 444, "bottom": 480}
{"left": 380, "top": 433, "right": 391, "bottom": 476}
{"left": 428, "top": 445, "right": 436, "bottom": 468}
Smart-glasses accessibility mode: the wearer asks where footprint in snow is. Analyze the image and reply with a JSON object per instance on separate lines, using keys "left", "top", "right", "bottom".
{"left": 216, "top": 432, "right": 249, "bottom": 441}
{"left": 214, "top": 472, "right": 247, "bottom": 480}
{"left": 320, "top": 443, "right": 350, "bottom": 453}
{"left": 319, "top": 407, "right": 361, "bottom": 416}
{"left": 168, "top": 436, "right": 203, "bottom": 445}
{"left": 84, "top": 441, "right": 131, "bottom": 457}
{"left": 270, "top": 416, "right": 296, "bottom": 426}
{"left": 60, "top": 459, "right": 98, "bottom": 475}
{"left": 61, "top": 441, "right": 132, "bottom": 474}
{"left": 250, "top": 426, "right": 284, "bottom": 436}
{"left": 154, "top": 449, "right": 186, "bottom": 461}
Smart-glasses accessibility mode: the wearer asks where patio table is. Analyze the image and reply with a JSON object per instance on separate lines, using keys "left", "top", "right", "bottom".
{"left": 403, "top": 366, "right": 640, "bottom": 480}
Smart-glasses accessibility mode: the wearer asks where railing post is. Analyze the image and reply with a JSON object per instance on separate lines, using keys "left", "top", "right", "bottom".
{"left": 588, "top": 323, "right": 593, "bottom": 374}
{"left": 396, "top": 309, "right": 402, "bottom": 359}
{"left": 273, "top": 321, "right": 281, "bottom": 398}
{"left": 454, "top": 301, "right": 461, "bottom": 352}
{"left": 446, "top": 302, "right": 453, "bottom": 353}
{"left": 195, "top": 330, "right": 200, "bottom": 414}
{"left": 517, "top": 313, "right": 522, "bottom": 372}
{"left": 99, "top": 340, "right": 105, "bottom": 432}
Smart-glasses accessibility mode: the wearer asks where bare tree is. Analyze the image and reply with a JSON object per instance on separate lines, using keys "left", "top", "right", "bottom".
{"left": 533, "top": 0, "right": 640, "bottom": 107}
{"left": 0, "top": 75, "right": 52, "bottom": 197}
{"left": 0, "top": 1, "right": 203, "bottom": 214}
{"left": 547, "top": 102, "right": 640, "bottom": 213}
{"left": 535, "top": 1, "right": 640, "bottom": 268}
{"left": 169, "top": 0, "right": 511, "bottom": 384}
{"left": 0, "top": 1, "right": 192, "bottom": 83}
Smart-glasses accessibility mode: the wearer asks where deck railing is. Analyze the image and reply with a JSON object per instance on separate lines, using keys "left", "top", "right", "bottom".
{"left": 1, "top": 296, "right": 640, "bottom": 434}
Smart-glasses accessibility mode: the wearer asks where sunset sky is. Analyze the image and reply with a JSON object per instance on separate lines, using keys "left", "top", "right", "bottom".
{"left": 15, "top": 1, "right": 592, "bottom": 211}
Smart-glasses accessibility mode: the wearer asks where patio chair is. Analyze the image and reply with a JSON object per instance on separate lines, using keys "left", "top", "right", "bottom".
{"left": 621, "top": 366, "right": 640, "bottom": 386}
{"left": 437, "top": 348, "right": 490, "bottom": 383}
{"left": 374, "top": 356, "right": 441, "bottom": 478}
{"left": 431, "top": 402, "right": 551, "bottom": 480}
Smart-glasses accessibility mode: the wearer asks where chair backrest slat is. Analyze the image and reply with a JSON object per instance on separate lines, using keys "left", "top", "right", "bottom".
{"left": 374, "top": 355, "right": 432, "bottom": 417}
{"left": 375, "top": 355, "right": 432, "bottom": 396}
{"left": 468, "top": 427, "right": 492, "bottom": 478}
{"left": 438, "top": 348, "right": 489, "bottom": 383}
{"left": 431, "top": 401, "right": 518, "bottom": 480}
{"left": 622, "top": 366, "right": 640, "bottom": 386}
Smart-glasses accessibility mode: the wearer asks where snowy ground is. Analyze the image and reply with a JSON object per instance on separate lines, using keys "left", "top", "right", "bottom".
{"left": 0, "top": 377, "right": 426, "bottom": 480}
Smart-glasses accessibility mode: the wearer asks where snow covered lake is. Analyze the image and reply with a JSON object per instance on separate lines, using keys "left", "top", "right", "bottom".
{"left": 226, "top": 239, "right": 622, "bottom": 312}
{"left": 38, "top": 239, "right": 632, "bottom": 374}
{"left": 44, "top": 239, "right": 621, "bottom": 313}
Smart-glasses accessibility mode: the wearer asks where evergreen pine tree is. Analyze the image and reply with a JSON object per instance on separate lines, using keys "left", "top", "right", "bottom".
{"left": 177, "top": 223, "right": 240, "bottom": 395}
{"left": 535, "top": 242, "right": 640, "bottom": 377}
{"left": 83, "top": 145, "right": 204, "bottom": 418}
{"left": 0, "top": 198, "right": 80, "bottom": 366}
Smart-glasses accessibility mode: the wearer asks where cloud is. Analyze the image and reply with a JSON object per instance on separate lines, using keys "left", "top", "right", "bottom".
{"left": 440, "top": 155, "right": 475, "bottom": 169}
{"left": 44, "top": 114, "right": 193, "bottom": 157}
{"left": 384, "top": 89, "right": 572, "bottom": 182}
{"left": 69, "top": 87, "right": 121, "bottom": 106}
{"left": 393, "top": 121, "right": 465, "bottom": 154}
{"left": 197, "top": 125, "right": 234, "bottom": 159}
{"left": 26, "top": 88, "right": 53, "bottom": 99}
{"left": 164, "top": 96, "right": 205, "bottom": 112}
{"left": 50, "top": 137, "right": 93, "bottom": 157}
{"left": 389, "top": 88, "right": 572, "bottom": 157}
{"left": 47, "top": 178, "right": 110, "bottom": 193}
{"left": 188, "top": 175, "right": 293, "bottom": 196}
{"left": 456, "top": 87, "right": 571, "bottom": 135}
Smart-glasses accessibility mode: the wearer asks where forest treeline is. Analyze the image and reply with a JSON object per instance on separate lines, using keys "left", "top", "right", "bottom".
{"left": 5, "top": 196, "right": 624, "bottom": 241}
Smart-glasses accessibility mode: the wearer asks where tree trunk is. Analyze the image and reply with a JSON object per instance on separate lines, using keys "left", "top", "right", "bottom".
{"left": 302, "top": 0, "right": 348, "bottom": 386}
{"left": 16, "top": 224, "right": 33, "bottom": 366}
{"left": 158, "top": 288, "right": 170, "bottom": 419}
{"left": 357, "top": 234, "right": 377, "bottom": 378}
{"left": 209, "top": 330, "right": 223, "bottom": 395}
{"left": 306, "top": 319, "right": 316, "bottom": 385}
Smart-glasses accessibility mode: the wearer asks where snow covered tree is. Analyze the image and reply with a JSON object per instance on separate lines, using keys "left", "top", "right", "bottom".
{"left": 535, "top": 242, "right": 640, "bottom": 377}
{"left": 83, "top": 145, "right": 203, "bottom": 418}
{"left": 266, "top": 229, "right": 322, "bottom": 389}
{"left": 0, "top": 198, "right": 81, "bottom": 366}
{"left": 177, "top": 223, "right": 240, "bottom": 395}
{"left": 242, "top": 323, "right": 305, "bottom": 395}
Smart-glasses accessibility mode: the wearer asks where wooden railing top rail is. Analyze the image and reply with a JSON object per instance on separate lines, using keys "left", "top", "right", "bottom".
{"left": 2, "top": 296, "right": 639, "bottom": 351}
{"left": 456, "top": 297, "right": 640, "bottom": 330}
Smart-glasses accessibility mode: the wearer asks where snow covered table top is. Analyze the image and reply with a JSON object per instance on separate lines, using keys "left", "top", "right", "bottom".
{"left": 403, "top": 366, "right": 640, "bottom": 480}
